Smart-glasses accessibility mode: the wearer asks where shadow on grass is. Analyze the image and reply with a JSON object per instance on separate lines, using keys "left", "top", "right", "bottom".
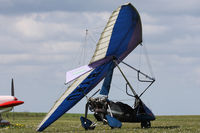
{"left": 151, "top": 126, "right": 180, "bottom": 129}
{"left": 124, "top": 125, "right": 180, "bottom": 130}
{"left": 43, "top": 126, "right": 181, "bottom": 132}
{"left": 42, "top": 126, "right": 180, "bottom": 132}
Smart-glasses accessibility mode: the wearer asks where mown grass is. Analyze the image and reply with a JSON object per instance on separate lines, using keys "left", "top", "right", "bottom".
{"left": 0, "top": 112, "right": 200, "bottom": 133}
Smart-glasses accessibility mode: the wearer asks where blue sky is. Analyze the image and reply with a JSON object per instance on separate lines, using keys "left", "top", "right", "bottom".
{"left": 0, "top": 0, "right": 199, "bottom": 115}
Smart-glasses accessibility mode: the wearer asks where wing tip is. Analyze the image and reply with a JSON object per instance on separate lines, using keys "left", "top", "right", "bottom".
{"left": 36, "top": 121, "right": 46, "bottom": 132}
{"left": 36, "top": 126, "right": 45, "bottom": 132}
{"left": 36, "top": 128, "right": 42, "bottom": 132}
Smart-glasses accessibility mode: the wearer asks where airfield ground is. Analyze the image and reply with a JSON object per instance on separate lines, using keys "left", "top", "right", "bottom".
{"left": 0, "top": 112, "right": 199, "bottom": 133}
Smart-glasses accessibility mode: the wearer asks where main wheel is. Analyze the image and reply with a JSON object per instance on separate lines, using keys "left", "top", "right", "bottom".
{"left": 141, "top": 121, "right": 151, "bottom": 128}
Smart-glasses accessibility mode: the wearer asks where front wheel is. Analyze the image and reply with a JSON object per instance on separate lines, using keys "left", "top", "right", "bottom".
{"left": 141, "top": 121, "right": 151, "bottom": 128}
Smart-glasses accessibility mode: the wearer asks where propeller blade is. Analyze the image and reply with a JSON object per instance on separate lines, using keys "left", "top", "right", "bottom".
{"left": 11, "top": 78, "right": 14, "bottom": 96}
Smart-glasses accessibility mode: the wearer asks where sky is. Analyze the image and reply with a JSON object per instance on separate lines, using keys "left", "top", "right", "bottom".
{"left": 0, "top": 0, "right": 199, "bottom": 115}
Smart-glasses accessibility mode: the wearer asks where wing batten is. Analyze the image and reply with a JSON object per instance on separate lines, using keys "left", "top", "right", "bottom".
{"left": 89, "top": 3, "right": 142, "bottom": 67}
{"left": 90, "top": 6, "right": 121, "bottom": 64}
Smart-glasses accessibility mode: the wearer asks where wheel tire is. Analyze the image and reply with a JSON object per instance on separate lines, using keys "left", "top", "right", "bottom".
{"left": 141, "top": 121, "right": 151, "bottom": 128}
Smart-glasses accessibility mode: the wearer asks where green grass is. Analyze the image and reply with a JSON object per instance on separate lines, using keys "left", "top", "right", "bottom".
{"left": 0, "top": 112, "right": 200, "bottom": 133}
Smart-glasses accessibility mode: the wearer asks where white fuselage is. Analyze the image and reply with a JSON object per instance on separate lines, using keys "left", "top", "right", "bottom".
{"left": 0, "top": 96, "right": 15, "bottom": 104}
{"left": 0, "top": 95, "right": 23, "bottom": 114}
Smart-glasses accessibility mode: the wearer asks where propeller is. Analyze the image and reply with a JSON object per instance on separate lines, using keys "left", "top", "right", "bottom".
{"left": 81, "top": 89, "right": 101, "bottom": 130}
{"left": 11, "top": 78, "right": 14, "bottom": 96}
{"left": 11, "top": 78, "right": 15, "bottom": 120}
{"left": 84, "top": 89, "right": 100, "bottom": 118}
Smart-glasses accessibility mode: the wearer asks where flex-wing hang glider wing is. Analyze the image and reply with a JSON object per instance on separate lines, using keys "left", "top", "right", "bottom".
{"left": 37, "top": 3, "right": 142, "bottom": 132}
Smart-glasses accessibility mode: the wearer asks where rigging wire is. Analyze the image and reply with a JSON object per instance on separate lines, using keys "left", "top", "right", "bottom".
{"left": 138, "top": 44, "right": 142, "bottom": 71}
{"left": 87, "top": 31, "right": 97, "bottom": 58}
{"left": 88, "top": 33, "right": 97, "bottom": 45}
{"left": 82, "top": 29, "right": 88, "bottom": 65}
{"left": 142, "top": 43, "right": 155, "bottom": 78}
{"left": 89, "top": 23, "right": 106, "bottom": 34}
{"left": 111, "top": 82, "right": 135, "bottom": 103}
{"left": 137, "top": 44, "right": 143, "bottom": 90}
{"left": 83, "top": 28, "right": 101, "bottom": 64}
{"left": 78, "top": 29, "right": 88, "bottom": 65}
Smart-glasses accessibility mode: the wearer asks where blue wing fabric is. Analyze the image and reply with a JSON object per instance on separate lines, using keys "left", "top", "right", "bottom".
{"left": 90, "top": 3, "right": 142, "bottom": 67}
{"left": 100, "top": 62, "right": 114, "bottom": 95}
{"left": 107, "top": 5, "right": 141, "bottom": 57}
{"left": 37, "top": 3, "right": 142, "bottom": 132}
{"left": 37, "top": 62, "right": 113, "bottom": 131}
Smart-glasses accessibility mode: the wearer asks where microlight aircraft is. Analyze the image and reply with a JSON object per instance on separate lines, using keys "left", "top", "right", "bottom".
{"left": 0, "top": 79, "right": 24, "bottom": 125}
{"left": 37, "top": 3, "right": 156, "bottom": 131}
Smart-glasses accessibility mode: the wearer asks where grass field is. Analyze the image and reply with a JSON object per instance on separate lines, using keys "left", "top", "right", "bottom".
{"left": 0, "top": 112, "right": 200, "bottom": 133}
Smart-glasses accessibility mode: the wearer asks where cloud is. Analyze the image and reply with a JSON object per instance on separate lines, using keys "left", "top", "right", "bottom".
{"left": 141, "top": 13, "right": 158, "bottom": 24}
{"left": 38, "top": 41, "right": 82, "bottom": 54}
{"left": 0, "top": 0, "right": 200, "bottom": 17}
{"left": 0, "top": 0, "right": 130, "bottom": 15}
{"left": 0, "top": 10, "right": 109, "bottom": 81}
{"left": 0, "top": 11, "right": 110, "bottom": 41}
{"left": 14, "top": 13, "right": 82, "bottom": 40}
{"left": 0, "top": 54, "right": 30, "bottom": 65}
{"left": 194, "top": 68, "right": 200, "bottom": 86}
{"left": 143, "top": 24, "right": 169, "bottom": 36}
{"left": 15, "top": 17, "right": 45, "bottom": 39}
{"left": 0, "top": 10, "right": 109, "bottom": 54}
